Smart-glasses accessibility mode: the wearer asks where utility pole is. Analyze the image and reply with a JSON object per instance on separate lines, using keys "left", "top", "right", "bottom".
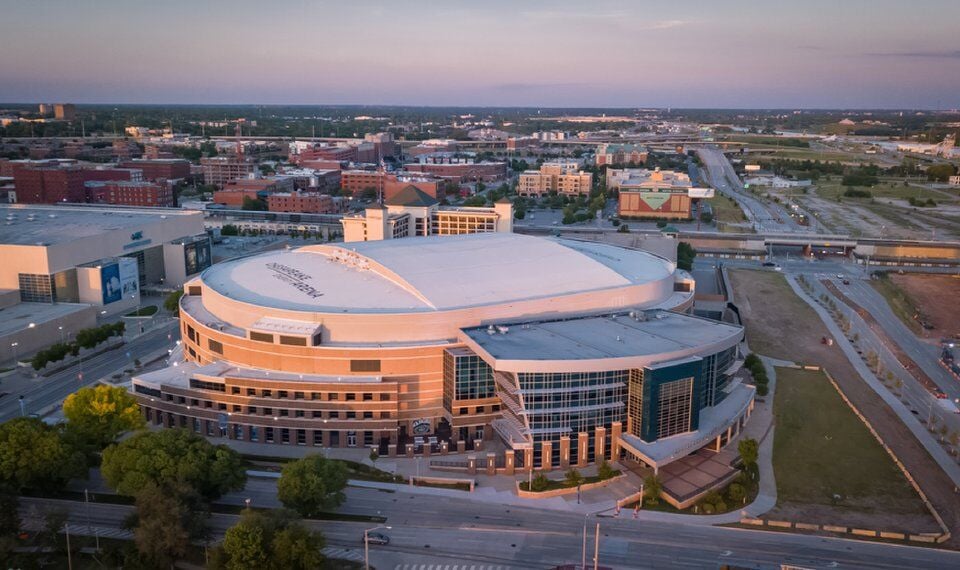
{"left": 65, "top": 523, "right": 73, "bottom": 570}
{"left": 581, "top": 519, "right": 587, "bottom": 569}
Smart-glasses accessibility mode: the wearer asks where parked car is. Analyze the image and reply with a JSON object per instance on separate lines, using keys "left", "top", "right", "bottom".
{"left": 363, "top": 532, "right": 390, "bottom": 546}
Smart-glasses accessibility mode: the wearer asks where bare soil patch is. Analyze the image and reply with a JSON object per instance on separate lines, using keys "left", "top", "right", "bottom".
{"left": 889, "top": 274, "right": 960, "bottom": 339}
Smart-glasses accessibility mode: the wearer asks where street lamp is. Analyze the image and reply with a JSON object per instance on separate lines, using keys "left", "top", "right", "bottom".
{"left": 10, "top": 342, "right": 19, "bottom": 365}
{"left": 58, "top": 326, "right": 64, "bottom": 343}
{"left": 363, "top": 525, "right": 391, "bottom": 570}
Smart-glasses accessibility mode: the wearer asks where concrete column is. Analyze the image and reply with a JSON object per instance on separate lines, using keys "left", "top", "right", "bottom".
{"left": 406, "top": 444, "right": 414, "bottom": 458}
{"left": 594, "top": 427, "right": 606, "bottom": 464}
{"left": 504, "top": 450, "right": 515, "bottom": 476}
{"left": 610, "top": 421, "right": 622, "bottom": 461}
{"left": 423, "top": 443, "right": 432, "bottom": 457}
{"left": 467, "top": 455, "right": 477, "bottom": 475}
{"left": 440, "top": 441, "right": 449, "bottom": 455}
{"left": 715, "top": 435, "right": 722, "bottom": 452}
{"left": 559, "top": 436, "right": 571, "bottom": 469}
{"left": 387, "top": 443, "right": 397, "bottom": 457}
{"left": 523, "top": 448, "right": 534, "bottom": 473}
{"left": 541, "top": 441, "right": 553, "bottom": 471}
{"left": 457, "top": 440, "right": 466, "bottom": 454}
{"left": 485, "top": 452, "right": 497, "bottom": 476}
{"left": 475, "top": 440, "right": 484, "bottom": 451}
{"left": 577, "top": 432, "right": 589, "bottom": 468}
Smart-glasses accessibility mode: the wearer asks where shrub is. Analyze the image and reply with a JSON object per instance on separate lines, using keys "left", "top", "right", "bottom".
{"left": 597, "top": 460, "right": 616, "bottom": 480}
{"left": 743, "top": 353, "right": 760, "bottom": 369}
{"left": 756, "top": 384, "right": 769, "bottom": 397}
{"left": 727, "top": 483, "right": 746, "bottom": 503}
{"left": 714, "top": 500, "right": 728, "bottom": 513}
{"left": 530, "top": 473, "right": 550, "bottom": 492}
{"left": 702, "top": 503, "right": 715, "bottom": 514}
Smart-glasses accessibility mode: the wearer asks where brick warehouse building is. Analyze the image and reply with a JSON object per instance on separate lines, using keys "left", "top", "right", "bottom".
{"left": 132, "top": 233, "right": 752, "bottom": 473}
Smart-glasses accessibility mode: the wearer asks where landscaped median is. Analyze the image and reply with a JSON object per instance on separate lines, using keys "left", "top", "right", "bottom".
{"left": 517, "top": 463, "right": 623, "bottom": 499}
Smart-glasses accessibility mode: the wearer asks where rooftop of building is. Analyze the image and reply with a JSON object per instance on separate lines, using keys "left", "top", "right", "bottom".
{"left": 460, "top": 310, "right": 741, "bottom": 362}
{"left": 200, "top": 233, "right": 674, "bottom": 314}
{"left": 0, "top": 204, "right": 200, "bottom": 246}
{"left": 385, "top": 186, "right": 438, "bottom": 207}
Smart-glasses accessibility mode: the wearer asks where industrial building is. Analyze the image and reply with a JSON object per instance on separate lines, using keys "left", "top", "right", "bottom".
{"left": 611, "top": 168, "right": 714, "bottom": 220}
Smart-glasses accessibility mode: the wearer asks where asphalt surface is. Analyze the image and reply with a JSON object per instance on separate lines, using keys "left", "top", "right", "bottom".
{"left": 19, "top": 491, "right": 960, "bottom": 570}
{"left": 0, "top": 321, "right": 178, "bottom": 423}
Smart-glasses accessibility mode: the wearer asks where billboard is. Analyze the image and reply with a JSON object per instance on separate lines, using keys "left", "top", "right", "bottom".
{"left": 101, "top": 262, "right": 121, "bottom": 305}
{"left": 184, "top": 238, "right": 212, "bottom": 277}
{"left": 119, "top": 257, "right": 139, "bottom": 297}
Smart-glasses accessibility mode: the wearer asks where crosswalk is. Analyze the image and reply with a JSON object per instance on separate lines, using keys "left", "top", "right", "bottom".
{"left": 322, "top": 546, "right": 365, "bottom": 562}
{"left": 393, "top": 564, "right": 510, "bottom": 570}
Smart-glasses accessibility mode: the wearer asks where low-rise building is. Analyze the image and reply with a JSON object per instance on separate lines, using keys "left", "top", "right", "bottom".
{"left": 949, "top": 175, "right": 960, "bottom": 186}
{"left": 119, "top": 159, "right": 191, "bottom": 181}
{"left": 612, "top": 168, "right": 714, "bottom": 220}
{"left": 85, "top": 180, "right": 174, "bottom": 207}
{"left": 341, "top": 186, "right": 512, "bottom": 242}
{"left": 595, "top": 143, "right": 649, "bottom": 166}
{"left": 267, "top": 191, "right": 337, "bottom": 214}
{"left": 518, "top": 162, "right": 593, "bottom": 197}
{"left": 200, "top": 157, "right": 257, "bottom": 187}
{"left": 340, "top": 170, "right": 441, "bottom": 201}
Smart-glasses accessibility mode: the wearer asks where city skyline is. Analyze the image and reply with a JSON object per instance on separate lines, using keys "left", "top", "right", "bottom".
{"left": 2, "top": 0, "right": 960, "bottom": 109}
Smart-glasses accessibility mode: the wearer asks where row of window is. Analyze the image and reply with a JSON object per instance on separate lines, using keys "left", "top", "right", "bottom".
{"left": 158, "top": 392, "right": 392, "bottom": 419}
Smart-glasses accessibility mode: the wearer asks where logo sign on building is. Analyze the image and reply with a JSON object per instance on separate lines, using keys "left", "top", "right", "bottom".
{"left": 412, "top": 418, "right": 432, "bottom": 435}
{"left": 184, "top": 238, "right": 212, "bottom": 277}
{"left": 130, "top": 231, "right": 144, "bottom": 241}
{"left": 119, "top": 257, "right": 139, "bottom": 297}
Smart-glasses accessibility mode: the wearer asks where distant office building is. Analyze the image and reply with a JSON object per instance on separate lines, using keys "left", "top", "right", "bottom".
{"left": 200, "top": 157, "right": 257, "bottom": 187}
{"left": 86, "top": 180, "right": 174, "bottom": 207}
{"left": 38, "top": 103, "right": 53, "bottom": 117}
{"left": 341, "top": 187, "right": 512, "bottom": 242}
{"left": 291, "top": 144, "right": 358, "bottom": 164}
{"left": 267, "top": 191, "right": 337, "bottom": 214}
{"left": 612, "top": 168, "right": 714, "bottom": 220}
{"left": 518, "top": 162, "right": 593, "bottom": 197}
{"left": 119, "top": 159, "right": 191, "bottom": 181}
{"left": 595, "top": 143, "right": 649, "bottom": 166}
{"left": 274, "top": 168, "right": 341, "bottom": 191}
{"left": 54, "top": 104, "right": 76, "bottom": 121}
{"left": 363, "top": 132, "right": 398, "bottom": 159}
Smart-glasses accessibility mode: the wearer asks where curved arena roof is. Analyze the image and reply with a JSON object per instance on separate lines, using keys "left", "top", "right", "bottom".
{"left": 201, "top": 233, "right": 675, "bottom": 314}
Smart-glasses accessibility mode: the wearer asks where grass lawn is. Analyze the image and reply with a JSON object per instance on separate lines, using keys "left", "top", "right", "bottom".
{"left": 706, "top": 195, "right": 749, "bottom": 232}
{"left": 869, "top": 276, "right": 924, "bottom": 335}
{"left": 519, "top": 471, "right": 619, "bottom": 492}
{"left": 729, "top": 269, "right": 821, "bottom": 361}
{"left": 772, "top": 367, "right": 926, "bottom": 515}
{"left": 125, "top": 305, "right": 158, "bottom": 317}
{"left": 243, "top": 454, "right": 405, "bottom": 483}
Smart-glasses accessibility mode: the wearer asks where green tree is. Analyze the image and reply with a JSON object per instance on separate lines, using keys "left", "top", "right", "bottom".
{"left": 597, "top": 460, "right": 616, "bottom": 480}
{"left": 530, "top": 472, "right": 550, "bottom": 492}
{"left": 0, "top": 418, "right": 85, "bottom": 490}
{"left": 564, "top": 468, "right": 585, "bottom": 488}
{"left": 63, "top": 384, "right": 145, "bottom": 447}
{"left": 241, "top": 196, "right": 267, "bottom": 211}
{"left": 165, "top": 290, "right": 185, "bottom": 316}
{"left": 677, "top": 241, "right": 697, "bottom": 271}
{"left": 643, "top": 474, "right": 663, "bottom": 505}
{"left": 738, "top": 438, "right": 759, "bottom": 473}
{"left": 277, "top": 454, "right": 348, "bottom": 517}
{"left": 101, "top": 429, "right": 246, "bottom": 501}
{"left": 213, "top": 509, "right": 324, "bottom": 570}
{"left": 926, "top": 163, "right": 956, "bottom": 182}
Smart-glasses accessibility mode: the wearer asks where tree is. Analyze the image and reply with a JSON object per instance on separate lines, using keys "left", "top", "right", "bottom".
{"left": 737, "top": 438, "right": 759, "bottom": 473}
{"left": 699, "top": 211, "right": 714, "bottom": 224}
{"left": 213, "top": 509, "right": 324, "bottom": 570}
{"left": 643, "top": 474, "right": 663, "bottom": 505}
{"left": 0, "top": 418, "right": 85, "bottom": 490}
{"left": 564, "top": 468, "right": 585, "bottom": 488}
{"left": 102, "top": 428, "right": 246, "bottom": 501}
{"left": 241, "top": 196, "right": 267, "bottom": 211}
{"left": 597, "top": 460, "right": 616, "bottom": 480}
{"left": 165, "top": 290, "right": 185, "bottom": 316}
{"left": 277, "top": 454, "right": 348, "bottom": 517}
{"left": 926, "top": 163, "right": 956, "bottom": 182}
{"left": 63, "top": 385, "right": 144, "bottom": 447}
{"left": 129, "top": 482, "right": 204, "bottom": 568}
{"left": 677, "top": 241, "right": 697, "bottom": 271}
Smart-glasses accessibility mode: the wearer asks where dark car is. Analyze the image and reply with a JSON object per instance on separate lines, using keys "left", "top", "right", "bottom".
{"left": 363, "top": 532, "right": 390, "bottom": 546}
{"left": 762, "top": 262, "right": 777, "bottom": 267}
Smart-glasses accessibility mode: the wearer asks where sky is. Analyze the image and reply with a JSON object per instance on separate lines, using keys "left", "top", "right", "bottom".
{"left": 1, "top": 0, "right": 959, "bottom": 108}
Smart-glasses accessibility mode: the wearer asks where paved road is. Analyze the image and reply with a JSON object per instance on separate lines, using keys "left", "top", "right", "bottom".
{"left": 697, "top": 147, "right": 813, "bottom": 234}
{"left": 0, "top": 321, "right": 178, "bottom": 422}
{"left": 19, "top": 494, "right": 960, "bottom": 569}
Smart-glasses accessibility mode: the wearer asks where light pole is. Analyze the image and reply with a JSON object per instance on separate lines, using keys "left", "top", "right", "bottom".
{"left": 11, "top": 342, "right": 19, "bottom": 365}
{"left": 364, "top": 525, "right": 391, "bottom": 570}
{"left": 58, "top": 326, "right": 64, "bottom": 344}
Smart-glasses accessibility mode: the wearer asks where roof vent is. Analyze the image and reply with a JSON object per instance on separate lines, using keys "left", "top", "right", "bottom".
{"left": 487, "top": 325, "right": 496, "bottom": 335}
{"left": 496, "top": 325, "right": 509, "bottom": 335}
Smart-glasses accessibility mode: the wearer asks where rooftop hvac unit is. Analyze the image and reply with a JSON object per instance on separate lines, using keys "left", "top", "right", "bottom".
{"left": 496, "top": 325, "right": 509, "bottom": 335}
{"left": 487, "top": 325, "right": 496, "bottom": 335}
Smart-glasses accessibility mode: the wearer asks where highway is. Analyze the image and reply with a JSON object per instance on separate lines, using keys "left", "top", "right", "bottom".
{"left": 0, "top": 321, "right": 179, "bottom": 423}
{"left": 697, "top": 147, "right": 813, "bottom": 234}
{"left": 20, "top": 489, "right": 960, "bottom": 570}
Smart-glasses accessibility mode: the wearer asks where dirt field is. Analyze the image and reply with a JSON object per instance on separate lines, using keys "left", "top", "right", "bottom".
{"left": 729, "top": 269, "right": 960, "bottom": 544}
{"left": 888, "top": 274, "right": 960, "bottom": 338}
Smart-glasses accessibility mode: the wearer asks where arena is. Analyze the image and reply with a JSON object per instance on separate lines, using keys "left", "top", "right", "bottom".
{"left": 132, "top": 232, "right": 752, "bottom": 471}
